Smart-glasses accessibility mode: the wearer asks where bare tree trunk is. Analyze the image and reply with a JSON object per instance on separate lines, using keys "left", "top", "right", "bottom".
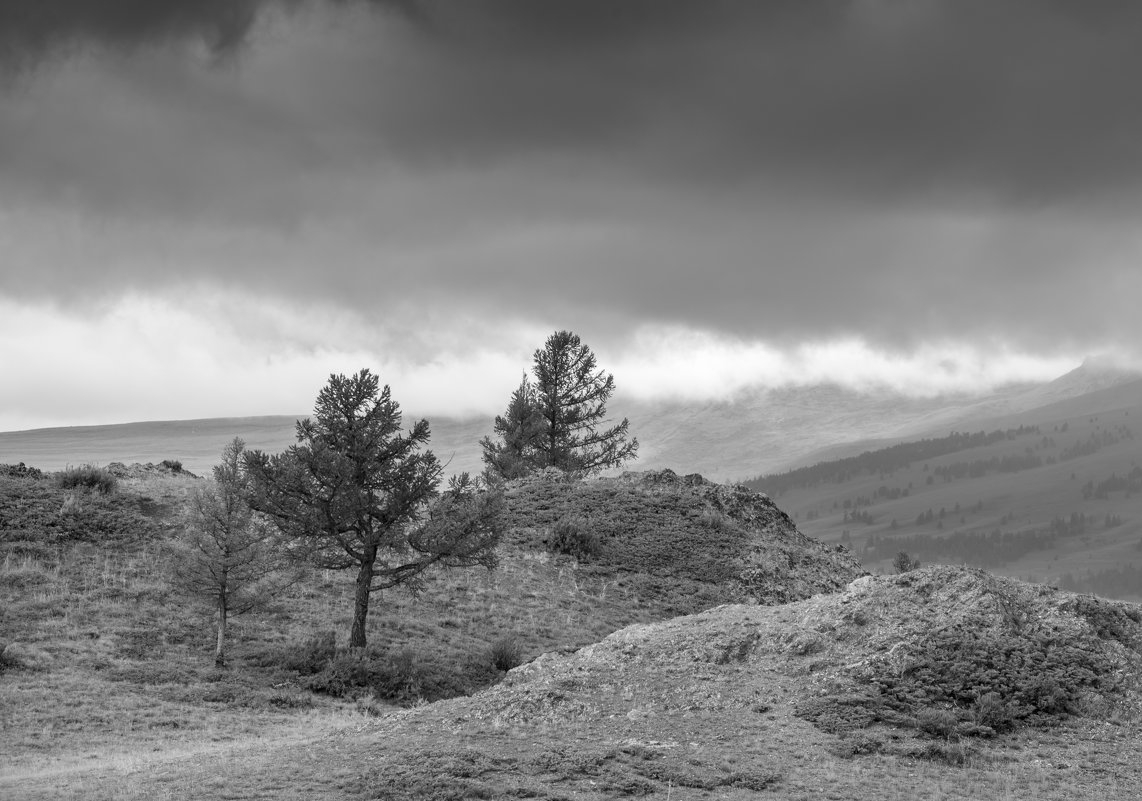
{"left": 349, "top": 550, "right": 376, "bottom": 649}
{"left": 215, "top": 590, "right": 228, "bottom": 668}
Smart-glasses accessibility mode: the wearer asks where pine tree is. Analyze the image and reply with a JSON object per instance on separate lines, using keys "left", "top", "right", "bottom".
{"left": 483, "top": 330, "right": 638, "bottom": 478}
{"left": 170, "top": 437, "right": 297, "bottom": 667}
{"left": 480, "top": 374, "right": 545, "bottom": 481}
{"left": 245, "top": 370, "right": 504, "bottom": 649}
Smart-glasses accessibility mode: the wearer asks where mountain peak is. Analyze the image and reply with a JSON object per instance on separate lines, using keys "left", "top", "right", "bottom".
{"left": 1049, "top": 355, "right": 1142, "bottom": 395}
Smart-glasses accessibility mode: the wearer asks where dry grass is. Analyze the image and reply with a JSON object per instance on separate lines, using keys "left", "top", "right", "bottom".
{"left": 3, "top": 469, "right": 797, "bottom": 789}
{"left": 3, "top": 469, "right": 1141, "bottom": 800}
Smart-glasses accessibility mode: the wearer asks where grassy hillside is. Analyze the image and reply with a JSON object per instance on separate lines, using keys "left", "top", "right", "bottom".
{"left": 8, "top": 562, "right": 1142, "bottom": 800}
{"left": 0, "top": 463, "right": 860, "bottom": 796}
{"left": 746, "top": 398, "right": 1142, "bottom": 600}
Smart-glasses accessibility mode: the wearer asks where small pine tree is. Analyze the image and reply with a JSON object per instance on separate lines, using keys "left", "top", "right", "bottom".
{"left": 480, "top": 374, "right": 545, "bottom": 482}
{"left": 170, "top": 438, "right": 297, "bottom": 667}
{"left": 893, "top": 551, "right": 921, "bottom": 574}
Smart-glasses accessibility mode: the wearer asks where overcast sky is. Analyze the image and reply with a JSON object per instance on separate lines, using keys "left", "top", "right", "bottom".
{"left": 2, "top": 0, "right": 1141, "bottom": 431}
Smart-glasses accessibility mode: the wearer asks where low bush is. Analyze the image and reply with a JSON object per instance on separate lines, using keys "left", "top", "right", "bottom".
{"left": 283, "top": 630, "right": 338, "bottom": 675}
{"left": 57, "top": 464, "right": 118, "bottom": 495}
{"left": 893, "top": 551, "right": 921, "bottom": 574}
{"left": 489, "top": 635, "right": 525, "bottom": 672}
{"left": 874, "top": 625, "right": 1114, "bottom": 728}
{"left": 915, "top": 707, "right": 958, "bottom": 738}
{"left": 297, "top": 645, "right": 501, "bottom": 704}
{"left": 971, "top": 691, "right": 1014, "bottom": 730}
{"left": 304, "top": 649, "right": 375, "bottom": 697}
{"left": 0, "top": 463, "right": 43, "bottom": 479}
{"left": 160, "top": 459, "right": 183, "bottom": 473}
{"left": 547, "top": 516, "right": 602, "bottom": 561}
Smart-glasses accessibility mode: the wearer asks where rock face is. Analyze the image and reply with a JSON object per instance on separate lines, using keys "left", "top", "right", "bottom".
{"left": 502, "top": 469, "right": 865, "bottom": 612}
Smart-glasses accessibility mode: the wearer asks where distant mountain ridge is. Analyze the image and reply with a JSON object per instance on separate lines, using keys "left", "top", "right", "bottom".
{"left": 2, "top": 361, "right": 1140, "bottom": 482}
{"left": 0, "top": 416, "right": 490, "bottom": 479}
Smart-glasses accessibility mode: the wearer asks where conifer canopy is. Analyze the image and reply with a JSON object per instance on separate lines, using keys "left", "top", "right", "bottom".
{"left": 482, "top": 331, "right": 638, "bottom": 479}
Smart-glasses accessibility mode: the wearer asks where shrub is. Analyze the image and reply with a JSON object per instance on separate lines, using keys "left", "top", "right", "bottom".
{"left": 547, "top": 516, "right": 602, "bottom": 561}
{"left": 828, "top": 732, "right": 883, "bottom": 758}
{"left": 489, "top": 635, "right": 525, "bottom": 672}
{"left": 874, "top": 625, "right": 1114, "bottom": 729}
{"left": 368, "top": 648, "right": 421, "bottom": 700}
{"left": 1, "top": 463, "right": 43, "bottom": 479}
{"left": 160, "top": 459, "right": 183, "bottom": 473}
{"left": 56, "top": 464, "right": 117, "bottom": 495}
{"left": 281, "top": 630, "right": 338, "bottom": 675}
{"left": 305, "top": 649, "right": 374, "bottom": 697}
{"left": 893, "top": 551, "right": 921, "bottom": 573}
{"left": 915, "top": 707, "right": 958, "bottom": 738}
{"left": 971, "top": 691, "right": 1016, "bottom": 730}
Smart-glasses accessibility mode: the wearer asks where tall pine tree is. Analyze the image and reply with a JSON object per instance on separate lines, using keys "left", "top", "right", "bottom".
{"left": 482, "top": 331, "right": 638, "bottom": 478}
{"left": 245, "top": 370, "right": 503, "bottom": 648}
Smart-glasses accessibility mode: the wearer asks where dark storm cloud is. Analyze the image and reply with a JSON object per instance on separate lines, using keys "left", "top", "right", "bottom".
{"left": 9, "top": 0, "right": 1142, "bottom": 205}
{"left": 361, "top": 0, "right": 1142, "bottom": 206}
{"left": 4, "top": 0, "right": 1142, "bottom": 356}
{"left": 0, "top": 0, "right": 274, "bottom": 63}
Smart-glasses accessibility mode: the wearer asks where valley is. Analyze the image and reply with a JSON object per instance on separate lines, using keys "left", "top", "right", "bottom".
{"left": 749, "top": 374, "right": 1142, "bottom": 600}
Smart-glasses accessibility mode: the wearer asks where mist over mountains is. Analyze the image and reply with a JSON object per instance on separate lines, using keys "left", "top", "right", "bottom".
{"left": 2, "top": 361, "right": 1139, "bottom": 483}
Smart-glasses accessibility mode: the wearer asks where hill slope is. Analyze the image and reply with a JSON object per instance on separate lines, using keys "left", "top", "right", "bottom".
{"left": 10, "top": 566, "right": 1140, "bottom": 800}
{"left": 0, "top": 465, "right": 862, "bottom": 799}
{"left": 746, "top": 393, "right": 1142, "bottom": 599}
